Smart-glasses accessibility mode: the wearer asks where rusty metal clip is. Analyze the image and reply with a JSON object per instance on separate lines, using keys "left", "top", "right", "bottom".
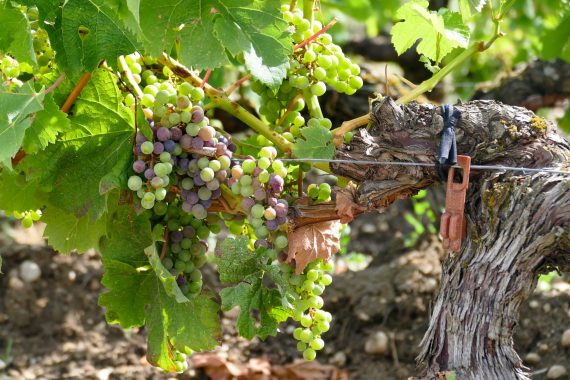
{"left": 440, "top": 155, "right": 471, "bottom": 252}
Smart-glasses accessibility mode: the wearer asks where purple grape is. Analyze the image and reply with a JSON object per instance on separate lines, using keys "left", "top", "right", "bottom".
{"left": 183, "top": 226, "right": 195, "bottom": 238}
{"left": 215, "top": 143, "right": 227, "bottom": 156}
{"left": 206, "top": 179, "right": 220, "bottom": 191}
{"left": 178, "top": 158, "right": 189, "bottom": 171}
{"left": 188, "top": 159, "right": 198, "bottom": 172}
{"left": 276, "top": 216, "right": 287, "bottom": 225}
{"left": 252, "top": 178, "right": 261, "bottom": 188}
{"left": 176, "top": 275, "right": 187, "bottom": 286}
{"left": 135, "top": 132, "right": 147, "bottom": 144}
{"left": 144, "top": 168, "right": 156, "bottom": 179}
{"left": 266, "top": 219, "right": 279, "bottom": 231}
{"left": 191, "top": 108, "right": 204, "bottom": 123}
{"left": 227, "top": 177, "right": 237, "bottom": 186}
{"left": 182, "top": 201, "right": 193, "bottom": 213}
{"left": 192, "top": 137, "right": 204, "bottom": 149}
{"left": 187, "top": 191, "right": 199, "bottom": 205}
{"left": 254, "top": 239, "right": 270, "bottom": 249}
{"left": 153, "top": 142, "right": 164, "bottom": 154}
{"left": 193, "top": 173, "right": 205, "bottom": 186}
{"left": 227, "top": 143, "right": 237, "bottom": 153}
{"left": 268, "top": 174, "right": 284, "bottom": 193}
{"left": 230, "top": 159, "right": 239, "bottom": 168}
{"left": 157, "top": 127, "right": 171, "bottom": 141}
{"left": 132, "top": 160, "right": 146, "bottom": 173}
{"left": 275, "top": 203, "right": 288, "bottom": 217}
{"left": 164, "top": 140, "right": 176, "bottom": 153}
{"left": 133, "top": 145, "right": 142, "bottom": 155}
{"left": 254, "top": 188, "right": 266, "bottom": 201}
{"left": 218, "top": 136, "right": 228, "bottom": 145}
{"left": 203, "top": 140, "right": 215, "bottom": 148}
{"left": 171, "top": 230, "right": 184, "bottom": 243}
{"left": 267, "top": 197, "right": 278, "bottom": 207}
{"left": 215, "top": 170, "right": 227, "bottom": 181}
{"left": 242, "top": 197, "right": 255, "bottom": 212}
{"left": 200, "top": 199, "right": 212, "bottom": 208}
{"left": 277, "top": 199, "right": 289, "bottom": 206}
{"left": 253, "top": 167, "right": 262, "bottom": 176}
{"left": 171, "top": 127, "right": 183, "bottom": 141}
{"left": 211, "top": 188, "right": 222, "bottom": 199}
{"left": 180, "top": 135, "right": 193, "bottom": 150}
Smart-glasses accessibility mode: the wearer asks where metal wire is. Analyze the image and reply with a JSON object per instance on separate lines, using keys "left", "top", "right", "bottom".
{"left": 274, "top": 158, "right": 570, "bottom": 176}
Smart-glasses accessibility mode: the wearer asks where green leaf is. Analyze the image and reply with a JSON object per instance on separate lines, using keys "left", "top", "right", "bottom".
{"left": 99, "top": 206, "right": 153, "bottom": 328}
{"left": 21, "top": 69, "right": 133, "bottom": 220}
{"left": 291, "top": 124, "right": 336, "bottom": 159}
{"left": 38, "top": 0, "right": 140, "bottom": 79}
{"left": 0, "top": 4, "right": 36, "bottom": 64}
{"left": 139, "top": 0, "right": 291, "bottom": 87}
{"left": 22, "top": 93, "right": 70, "bottom": 154}
{"left": 542, "top": 15, "right": 570, "bottom": 62}
{"left": 42, "top": 204, "right": 109, "bottom": 254}
{"left": 459, "top": 0, "right": 486, "bottom": 20}
{"left": 218, "top": 236, "right": 261, "bottom": 283}
{"left": 146, "top": 284, "right": 220, "bottom": 370}
{"left": 145, "top": 242, "right": 189, "bottom": 303}
{"left": 391, "top": 1, "right": 470, "bottom": 63}
{"left": 0, "top": 170, "right": 43, "bottom": 212}
{"left": 0, "top": 82, "right": 45, "bottom": 169}
{"left": 558, "top": 107, "right": 570, "bottom": 134}
{"left": 220, "top": 274, "right": 282, "bottom": 340}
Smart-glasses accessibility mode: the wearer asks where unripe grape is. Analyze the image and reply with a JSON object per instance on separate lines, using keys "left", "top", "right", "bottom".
{"left": 313, "top": 67, "right": 327, "bottom": 81}
{"left": 200, "top": 167, "right": 215, "bottom": 182}
{"left": 302, "top": 279, "right": 314, "bottom": 292}
{"left": 349, "top": 75, "right": 363, "bottom": 90}
{"left": 128, "top": 175, "right": 143, "bottom": 191}
{"left": 293, "top": 327, "right": 303, "bottom": 340}
{"left": 303, "top": 348, "right": 316, "bottom": 361}
{"left": 264, "top": 207, "right": 276, "bottom": 220}
{"left": 300, "top": 314, "right": 312, "bottom": 327}
{"left": 299, "top": 328, "right": 313, "bottom": 343}
{"left": 141, "top": 93, "right": 154, "bottom": 107}
{"left": 124, "top": 93, "right": 135, "bottom": 106}
{"left": 275, "top": 235, "right": 288, "bottom": 249}
{"left": 317, "top": 55, "right": 332, "bottom": 69}
{"left": 303, "top": 50, "right": 317, "bottom": 63}
{"left": 242, "top": 159, "right": 256, "bottom": 174}
{"left": 317, "top": 320, "right": 330, "bottom": 332}
{"left": 297, "top": 341, "right": 307, "bottom": 352}
{"left": 257, "top": 157, "right": 271, "bottom": 170}
{"left": 320, "top": 273, "right": 332, "bottom": 286}
{"left": 141, "top": 141, "right": 154, "bottom": 155}
{"left": 307, "top": 269, "right": 319, "bottom": 281}
{"left": 310, "top": 82, "right": 326, "bottom": 96}
{"left": 310, "top": 338, "right": 325, "bottom": 351}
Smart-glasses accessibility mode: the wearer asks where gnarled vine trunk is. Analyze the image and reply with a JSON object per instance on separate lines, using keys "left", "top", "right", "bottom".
{"left": 327, "top": 98, "right": 570, "bottom": 379}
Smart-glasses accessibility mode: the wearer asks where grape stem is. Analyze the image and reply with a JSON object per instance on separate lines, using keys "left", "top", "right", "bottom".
{"left": 43, "top": 72, "right": 65, "bottom": 95}
{"left": 158, "top": 53, "right": 293, "bottom": 153}
{"left": 303, "top": 89, "right": 323, "bottom": 119}
{"left": 200, "top": 69, "right": 212, "bottom": 89}
{"left": 276, "top": 93, "right": 302, "bottom": 127}
{"left": 118, "top": 55, "right": 143, "bottom": 98}
{"left": 293, "top": 18, "right": 337, "bottom": 51}
{"left": 225, "top": 73, "right": 252, "bottom": 95}
{"left": 303, "top": 0, "right": 315, "bottom": 27}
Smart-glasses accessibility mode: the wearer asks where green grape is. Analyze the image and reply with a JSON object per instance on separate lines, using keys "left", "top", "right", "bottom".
{"left": 317, "top": 321, "right": 330, "bottom": 332}
{"left": 303, "top": 348, "right": 316, "bottom": 361}
{"left": 128, "top": 175, "right": 143, "bottom": 191}
{"left": 299, "top": 328, "right": 313, "bottom": 343}
{"left": 344, "top": 131, "right": 354, "bottom": 144}
{"left": 303, "top": 50, "right": 317, "bottom": 63}
{"left": 242, "top": 159, "right": 256, "bottom": 174}
{"left": 310, "top": 338, "right": 325, "bottom": 351}
{"left": 310, "top": 82, "right": 326, "bottom": 96}
{"left": 349, "top": 76, "right": 363, "bottom": 90}
{"left": 297, "top": 342, "right": 307, "bottom": 352}
{"left": 300, "top": 314, "right": 312, "bottom": 327}
{"left": 293, "top": 327, "right": 303, "bottom": 340}
{"left": 313, "top": 67, "right": 327, "bottom": 81}
{"left": 190, "top": 87, "right": 204, "bottom": 101}
{"left": 141, "top": 93, "right": 154, "bottom": 107}
{"left": 320, "top": 273, "right": 333, "bottom": 286}
{"left": 306, "top": 269, "right": 319, "bottom": 281}
{"left": 317, "top": 55, "right": 332, "bottom": 69}
{"left": 124, "top": 93, "right": 135, "bottom": 106}
{"left": 155, "top": 90, "right": 170, "bottom": 105}
{"left": 21, "top": 216, "right": 33, "bottom": 228}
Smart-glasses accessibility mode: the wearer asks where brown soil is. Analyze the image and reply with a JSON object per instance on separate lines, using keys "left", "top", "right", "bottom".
{"left": 0, "top": 223, "right": 569, "bottom": 380}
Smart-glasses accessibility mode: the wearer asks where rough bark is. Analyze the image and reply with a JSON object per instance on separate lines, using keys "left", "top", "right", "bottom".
{"left": 472, "top": 59, "right": 570, "bottom": 110}
{"left": 328, "top": 97, "right": 570, "bottom": 379}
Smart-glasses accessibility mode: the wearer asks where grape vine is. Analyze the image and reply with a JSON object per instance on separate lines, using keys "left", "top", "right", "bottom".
{"left": 0, "top": 0, "right": 521, "bottom": 373}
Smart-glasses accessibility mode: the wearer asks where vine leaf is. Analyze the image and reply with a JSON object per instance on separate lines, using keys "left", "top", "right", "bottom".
{"left": 287, "top": 220, "right": 341, "bottom": 274}
{"left": 21, "top": 69, "right": 133, "bottom": 221}
{"left": 291, "top": 124, "right": 336, "bottom": 159}
{"left": 459, "top": 0, "right": 486, "bottom": 20}
{"left": 390, "top": 0, "right": 470, "bottom": 63}
{"left": 145, "top": 242, "right": 189, "bottom": 303}
{"left": 542, "top": 15, "right": 570, "bottom": 62}
{"left": 139, "top": 0, "right": 291, "bottom": 88}
{"left": 0, "top": 82, "right": 45, "bottom": 169}
{"left": 99, "top": 206, "right": 220, "bottom": 371}
{"left": 0, "top": 168, "right": 43, "bottom": 212}
{"left": 217, "top": 236, "right": 261, "bottom": 283}
{"left": 0, "top": 4, "right": 36, "bottom": 64}
{"left": 35, "top": 0, "right": 140, "bottom": 80}
{"left": 22, "top": 93, "right": 70, "bottom": 154}
{"left": 42, "top": 204, "right": 109, "bottom": 254}
{"left": 220, "top": 275, "right": 286, "bottom": 340}
{"left": 218, "top": 237, "right": 291, "bottom": 339}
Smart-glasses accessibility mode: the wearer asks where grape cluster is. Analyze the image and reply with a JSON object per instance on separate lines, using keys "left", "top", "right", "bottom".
{"left": 287, "top": 259, "right": 334, "bottom": 361}
{"left": 307, "top": 182, "right": 331, "bottom": 203}
{"left": 12, "top": 209, "right": 42, "bottom": 228}
{"left": 282, "top": 5, "right": 363, "bottom": 96}
{"left": 227, "top": 147, "right": 290, "bottom": 252}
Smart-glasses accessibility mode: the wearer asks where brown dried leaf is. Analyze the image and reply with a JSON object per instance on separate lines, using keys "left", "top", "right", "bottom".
{"left": 335, "top": 183, "right": 365, "bottom": 223}
{"left": 287, "top": 220, "right": 341, "bottom": 274}
{"left": 191, "top": 353, "right": 248, "bottom": 379}
{"left": 273, "top": 360, "right": 349, "bottom": 380}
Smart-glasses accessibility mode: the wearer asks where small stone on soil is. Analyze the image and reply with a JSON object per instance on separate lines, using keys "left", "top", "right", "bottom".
{"left": 547, "top": 365, "right": 567, "bottom": 379}
{"left": 364, "top": 331, "right": 389, "bottom": 355}
{"left": 561, "top": 329, "right": 570, "bottom": 348}
{"left": 19, "top": 260, "right": 41, "bottom": 282}
{"left": 524, "top": 352, "right": 541, "bottom": 365}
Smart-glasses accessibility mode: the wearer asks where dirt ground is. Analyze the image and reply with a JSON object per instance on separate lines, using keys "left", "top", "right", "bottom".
{"left": 0, "top": 216, "right": 569, "bottom": 380}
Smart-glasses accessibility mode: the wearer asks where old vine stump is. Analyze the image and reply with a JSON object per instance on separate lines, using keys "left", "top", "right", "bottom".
{"left": 330, "top": 98, "right": 570, "bottom": 379}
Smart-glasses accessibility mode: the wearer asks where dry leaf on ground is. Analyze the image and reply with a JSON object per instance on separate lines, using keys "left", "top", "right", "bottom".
{"left": 287, "top": 220, "right": 341, "bottom": 274}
